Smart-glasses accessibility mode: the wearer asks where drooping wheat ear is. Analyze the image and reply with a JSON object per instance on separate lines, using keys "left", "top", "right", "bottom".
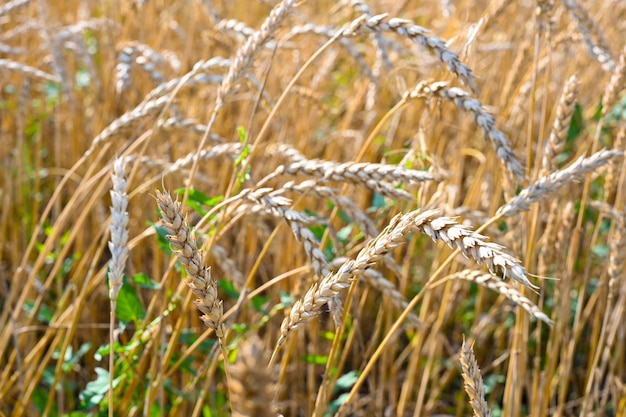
{"left": 108, "top": 158, "right": 129, "bottom": 304}
{"left": 277, "top": 209, "right": 535, "bottom": 348}
{"left": 156, "top": 190, "right": 224, "bottom": 337}
{"left": 274, "top": 159, "right": 441, "bottom": 200}
{"left": 114, "top": 42, "right": 179, "bottom": 93}
{"left": 241, "top": 188, "right": 330, "bottom": 279}
{"left": 601, "top": 48, "right": 626, "bottom": 118}
{"left": 0, "top": 59, "right": 62, "bottom": 83}
{"left": 228, "top": 335, "right": 275, "bottom": 417}
{"left": 540, "top": 75, "right": 579, "bottom": 177}
{"left": 337, "top": 13, "right": 478, "bottom": 93}
{"left": 408, "top": 81, "right": 524, "bottom": 181}
{"left": 497, "top": 149, "right": 624, "bottom": 217}
{"left": 0, "top": 0, "right": 32, "bottom": 15}
{"left": 563, "top": 0, "right": 616, "bottom": 72}
{"left": 459, "top": 339, "right": 492, "bottom": 417}
{"left": 279, "top": 180, "right": 379, "bottom": 238}
{"left": 450, "top": 270, "right": 552, "bottom": 325}
{"left": 87, "top": 95, "right": 169, "bottom": 157}
{"left": 286, "top": 24, "right": 375, "bottom": 80}
{"left": 414, "top": 211, "right": 537, "bottom": 290}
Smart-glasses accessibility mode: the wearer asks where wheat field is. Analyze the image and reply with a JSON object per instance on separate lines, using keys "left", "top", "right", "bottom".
{"left": 1, "top": 0, "right": 625, "bottom": 416}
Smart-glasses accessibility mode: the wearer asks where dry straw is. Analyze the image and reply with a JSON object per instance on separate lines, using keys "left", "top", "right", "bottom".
{"left": 156, "top": 190, "right": 224, "bottom": 337}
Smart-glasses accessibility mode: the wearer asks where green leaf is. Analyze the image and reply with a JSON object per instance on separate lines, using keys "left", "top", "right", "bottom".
{"left": 335, "top": 371, "right": 359, "bottom": 391}
{"left": 219, "top": 279, "right": 239, "bottom": 299}
{"left": 33, "top": 387, "right": 59, "bottom": 416}
{"left": 337, "top": 225, "right": 353, "bottom": 242}
{"left": 154, "top": 224, "right": 173, "bottom": 255}
{"left": 567, "top": 103, "right": 584, "bottom": 143}
{"left": 251, "top": 294, "right": 270, "bottom": 312}
{"left": 132, "top": 272, "right": 161, "bottom": 290}
{"left": 115, "top": 278, "right": 145, "bottom": 324}
{"left": 370, "top": 193, "right": 386, "bottom": 209}
{"left": 302, "top": 354, "right": 328, "bottom": 365}
{"left": 79, "top": 368, "right": 115, "bottom": 410}
{"left": 23, "top": 300, "right": 54, "bottom": 324}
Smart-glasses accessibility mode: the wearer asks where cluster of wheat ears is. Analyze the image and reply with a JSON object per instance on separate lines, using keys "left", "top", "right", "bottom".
{"left": 1, "top": 0, "right": 625, "bottom": 416}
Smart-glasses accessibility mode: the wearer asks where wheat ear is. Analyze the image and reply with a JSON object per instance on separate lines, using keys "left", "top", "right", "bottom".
{"left": 450, "top": 270, "right": 552, "bottom": 325}
{"left": 107, "top": 157, "right": 129, "bottom": 416}
{"left": 408, "top": 80, "right": 524, "bottom": 181}
{"left": 497, "top": 149, "right": 623, "bottom": 217}
{"left": 338, "top": 13, "right": 478, "bottom": 93}
{"left": 156, "top": 190, "right": 224, "bottom": 337}
{"left": 277, "top": 209, "right": 536, "bottom": 348}
{"left": 540, "top": 75, "right": 578, "bottom": 177}
{"left": 460, "top": 339, "right": 492, "bottom": 417}
{"left": 229, "top": 336, "right": 275, "bottom": 417}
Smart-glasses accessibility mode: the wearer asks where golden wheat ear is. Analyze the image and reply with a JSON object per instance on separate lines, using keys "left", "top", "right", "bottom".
{"left": 155, "top": 189, "right": 225, "bottom": 337}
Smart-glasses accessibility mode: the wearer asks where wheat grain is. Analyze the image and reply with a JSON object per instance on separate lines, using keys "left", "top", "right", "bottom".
{"left": 0, "top": 59, "right": 61, "bottom": 83}
{"left": 218, "top": 0, "right": 296, "bottom": 103}
{"left": 601, "top": 48, "right": 626, "bottom": 118}
{"left": 564, "top": 0, "right": 616, "bottom": 72}
{"left": 329, "top": 257, "right": 423, "bottom": 329}
{"left": 242, "top": 188, "right": 330, "bottom": 279}
{"left": 0, "top": 0, "right": 32, "bottom": 16}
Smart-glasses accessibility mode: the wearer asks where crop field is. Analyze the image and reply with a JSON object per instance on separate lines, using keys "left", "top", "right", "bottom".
{"left": 0, "top": 0, "right": 625, "bottom": 416}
